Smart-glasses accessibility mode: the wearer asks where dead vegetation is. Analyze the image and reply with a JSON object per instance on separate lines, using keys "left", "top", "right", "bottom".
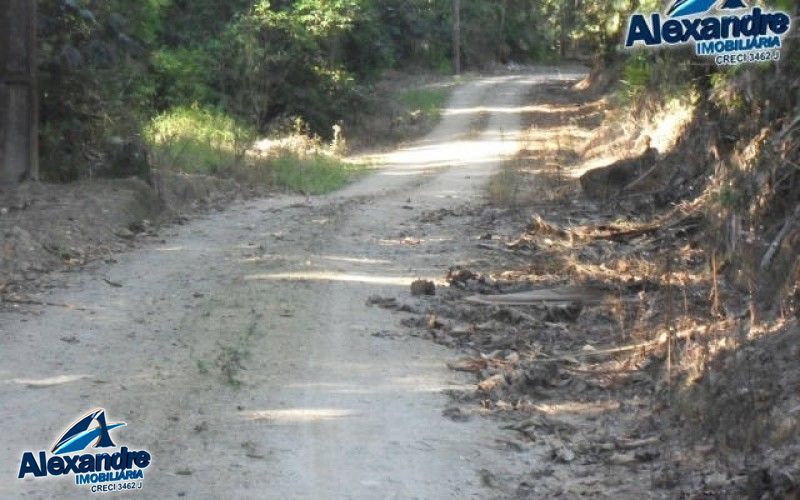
{"left": 346, "top": 71, "right": 462, "bottom": 154}
{"left": 374, "top": 70, "right": 800, "bottom": 497}
{"left": 0, "top": 71, "right": 457, "bottom": 307}
{"left": 0, "top": 173, "right": 241, "bottom": 304}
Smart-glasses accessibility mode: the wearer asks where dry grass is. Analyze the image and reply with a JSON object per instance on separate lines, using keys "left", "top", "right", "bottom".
{"left": 479, "top": 73, "right": 800, "bottom": 495}
{"left": 346, "top": 72, "right": 463, "bottom": 154}
{"left": 487, "top": 82, "right": 593, "bottom": 208}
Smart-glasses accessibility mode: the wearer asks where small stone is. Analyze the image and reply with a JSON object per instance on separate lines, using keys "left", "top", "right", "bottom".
{"left": 410, "top": 279, "right": 436, "bottom": 296}
{"left": 553, "top": 444, "right": 576, "bottom": 463}
{"left": 477, "top": 373, "right": 507, "bottom": 393}
{"left": 609, "top": 452, "right": 637, "bottom": 465}
{"left": 115, "top": 228, "right": 136, "bottom": 240}
{"left": 704, "top": 472, "right": 728, "bottom": 489}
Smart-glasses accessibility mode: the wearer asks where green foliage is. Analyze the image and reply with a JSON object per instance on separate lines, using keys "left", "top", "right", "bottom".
{"left": 217, "top": 1, "right": 366, "bottom": 134}
{"left": 373, "top": 0, "right": 452, "bottom": 67}
{"left": 399, "top": 88, "right": 449, "bottom": 120}
{"left": 770, "top": 0, "right": 795, "bottom": 11}
{"left": 620, "top": 55, "right": 653, "bottom": 101}
{"left": 716, "top": 183, "right": 745, "bottom": 210}
{"left": 291, "top": 0, "right": 361, "bottom": 35}
{"left": 151, "top": 48, "right": 217, "bottom": 108}
{"left": 142, "top": 104, "right": 362, "bottom": 193}
{"left": 616, "top": 50, "right": 699, "bottom": 110}
{"left": 196, "top": 359, "right": 210, "bottom": 374}
{"left": 623, "top": 57, "right": 652, "bottom": 88}
{"left": 37, "top": 0, "right": 659, "bottom": 183}
{"left": 709, "top": 70, "right": 746, "bottom": 113}
{"left": 268, "top": 153, "right": 365, "bottom": 194}
{"left": 144, "top": 105, "right": 256, "bottom": 174}
{"left": 38, "top": 0, "right": 154, "bottom": 180}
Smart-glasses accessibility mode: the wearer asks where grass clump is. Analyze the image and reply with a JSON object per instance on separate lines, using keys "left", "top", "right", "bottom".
{"left": 144, "top": 105, "right": 256, "bottom": 175}
{"left": 267, "top": 152, "right": 365, "bottom": 195}
{"left": 196, "top": 359, "right": 210, "bottom": 375}
{"left": 488, "top": 160, "right": 524, "bottom": 207}
{"left": 144, "top": 105, "right": 365, "bottom": 194}
{"left": 619, "top": 56, "right": 653, "bottom": 104}
{"left": 399, "top": 87, "right": 449, "bottom": 120}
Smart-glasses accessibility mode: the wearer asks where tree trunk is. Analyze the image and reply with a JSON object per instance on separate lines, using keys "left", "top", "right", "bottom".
{"left": 453, "top": 0, "right": 461, "bottom": 74}
{"left": 0, "top": 0, "right": 38, "bottom": 184}
{"left": 560, "top": 0, "right": 576, "bottom": 58}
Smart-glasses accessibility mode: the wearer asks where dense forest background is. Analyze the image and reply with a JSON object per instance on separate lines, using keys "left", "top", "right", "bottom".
{"left": 36, "top": 0, "right": 798, "bottom": 183}
{"left": 37, "top": 0, "right": 654, "bottom": 181}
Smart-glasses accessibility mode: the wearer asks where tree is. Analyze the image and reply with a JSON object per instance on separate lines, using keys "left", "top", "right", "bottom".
{"left": 0, "top": 0, "right": 38, "bottom": 183}
{"left": 453, "top": 0, "right": 461, "bottom": 74}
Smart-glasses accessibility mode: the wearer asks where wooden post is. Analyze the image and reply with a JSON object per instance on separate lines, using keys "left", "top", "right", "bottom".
{"left": 559, "top": 0, "right": 578, "bottom": 58}
{"left": 0, "top": 0, "right": 39, "bottom": 184}
{"left": 453, "top": 0, "right": 461, "bottom": 74}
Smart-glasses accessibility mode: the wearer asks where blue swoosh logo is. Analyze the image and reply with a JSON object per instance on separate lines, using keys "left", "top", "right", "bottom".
{"left": 668, "top": 0, "right": 719, "bottom": 17}
{"left": 668, "top": 0, "right": 748, "bottom": 17}
{"left": 51, "top": 409, "right": 126, "bottom": 455}
{"left": 52, "top": 424, "right": 126, "bottom": 455}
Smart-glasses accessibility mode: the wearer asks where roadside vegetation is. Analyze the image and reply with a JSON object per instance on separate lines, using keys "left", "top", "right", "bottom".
{"left": 398, "top": 88, "right": 450, "bottom": 122}
{"left": 472, "top": 9, "right": 800, "bottom": 494}
{"left": 36, "top": 0, "right": 631, "bottom": 188}
{"left": 142, "top": 104, "right": 365, "bottom": 194}
{"left": 10, "top": 1, "right": 800, "bottom": 495}
{"left": 144, "top": 105, "right": 255, "bottom": 176}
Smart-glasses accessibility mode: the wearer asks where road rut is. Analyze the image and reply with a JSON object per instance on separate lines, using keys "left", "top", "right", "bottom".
{"left": 1, "top": 69, "right": 583, "bottom": 499}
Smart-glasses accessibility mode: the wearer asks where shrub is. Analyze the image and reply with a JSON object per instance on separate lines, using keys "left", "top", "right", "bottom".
{"left": 399, "top": 88, "right": 449, "bottom": 120}
{"left": 150, "top": 48, "right": 218, "bottom": 109}
{"left": 268, "top": 152, "right": 363, "bottom": 194}
{"left": 620, "top": 55, "right": 653, "bottom": 102}
{"left": 143, "top": 105, "right": 256, "bottom": 174}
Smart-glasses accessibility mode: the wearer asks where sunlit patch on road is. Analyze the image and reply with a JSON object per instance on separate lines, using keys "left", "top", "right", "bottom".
{"left": 241, "top": 408, "right": 358, "bottom": 423}
{"left": 9, "top": 374, "right": 88, "bottom": 388}
{"left": 244, "top": 271, "right": 444, "bottom": 287}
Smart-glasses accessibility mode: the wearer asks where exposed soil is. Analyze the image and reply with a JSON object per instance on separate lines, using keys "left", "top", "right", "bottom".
{"left": 2, "top": 69, "right": 584, "bottom": 499}
{"left": 0, "top": 174, "right": 242, "bottom": 299}
{"left": 1, "top": 70, "right": 454, "bottom": 303}
{"left": 382, "top": 74, "right": 800, "bottom": 499}
{"left": 3, "top": 67, "right": 796, "bottom": 500}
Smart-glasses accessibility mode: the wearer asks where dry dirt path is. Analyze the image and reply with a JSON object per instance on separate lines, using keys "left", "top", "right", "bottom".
{"left": 0, "top": 69, "right": 584, "bottom": 499}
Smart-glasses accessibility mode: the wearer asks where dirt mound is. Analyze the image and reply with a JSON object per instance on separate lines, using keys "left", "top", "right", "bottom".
{"left": 0, "top": 172, "right": 241, "bottom": 295}
{"left": 672, "top": 323, "right": 800, "bottom": 497}
{"left": 374, "top": 71, "right": 800, "bottom": 498}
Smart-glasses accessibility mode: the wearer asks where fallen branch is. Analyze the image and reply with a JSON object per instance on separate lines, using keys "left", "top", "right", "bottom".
{"left": 549, "top": 324, "right": 706, "bottom": 361}
{"left": 616, "top": 436, "right": 660, "bottom": 450}
{"left": 760, "top": 204, "right": 800, "bottom": 270}
{"left": 103, "top": 278, "right": 123, "bottom": 288}
{"left": 1, "top": 296, "right": 89, "bottom": 311}
{"left": 622, "top": 162, "right": 660, "bottom": 192}
{"left": 773, "top": 114, "right": 800, "bottom": 146}
{"left": 591, "top": 224, "right": 661, "bottom": 242}
{"left": 465, "top": 286, "right": 607, "bottom": 306}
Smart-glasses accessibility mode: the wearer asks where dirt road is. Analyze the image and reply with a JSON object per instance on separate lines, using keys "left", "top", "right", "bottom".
{"left": 1, "top": 69, "right": 584, "bottom": 499}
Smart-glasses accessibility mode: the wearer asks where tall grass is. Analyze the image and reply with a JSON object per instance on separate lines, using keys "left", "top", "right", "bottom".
{"left": 143, "top": 105, "right": 365, "bottom": 194}
{"left": 267, "top": 152, "right": 363, "bottom": 194}
{"left": 619, "top": 56, "right": 653, "bottom": 104}
{"left": 399, "top": 88, "right": 449, "bottom": 120}
{"left": 144, "top": 105, "right": 255, "bottom": 175}
{"left": 230, "top": 149, "right": 367, "bottom": 195}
